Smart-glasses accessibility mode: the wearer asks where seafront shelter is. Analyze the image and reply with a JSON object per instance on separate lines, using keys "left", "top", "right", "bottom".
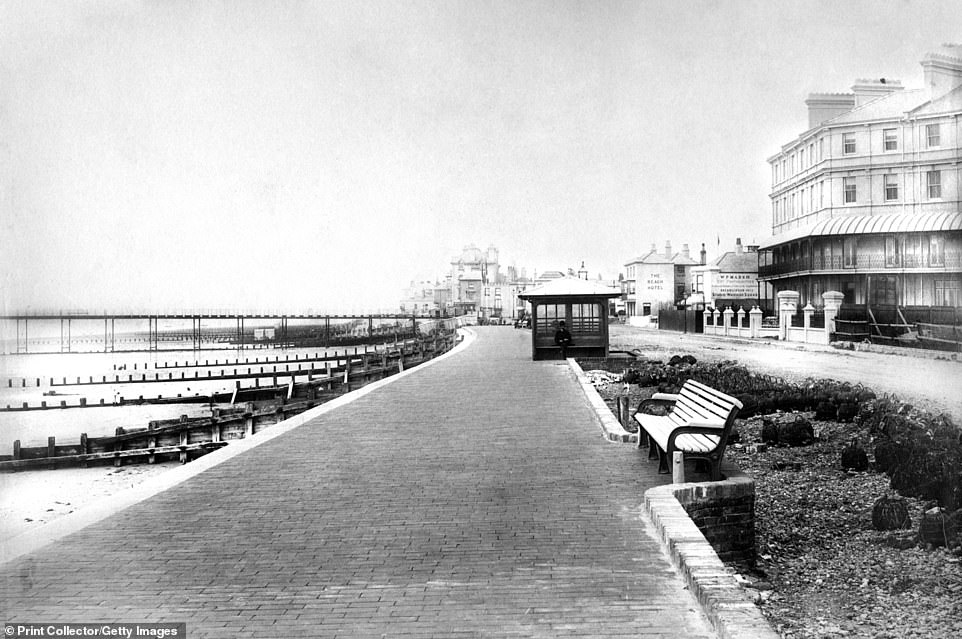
{"left": 518, "top": 276, "right": 622, "bottom": 360}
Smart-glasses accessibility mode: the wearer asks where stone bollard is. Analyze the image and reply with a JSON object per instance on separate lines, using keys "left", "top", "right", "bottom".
{"left": 672, "top": 451, "right": 685, "bottom": 483}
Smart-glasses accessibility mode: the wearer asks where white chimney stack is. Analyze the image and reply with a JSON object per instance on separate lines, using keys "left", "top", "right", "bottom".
{"left": 851, "top": 78, "right": 903, "bottom": 106}
{"left": 921, "top": 46, "right": 962, "bottom": 100}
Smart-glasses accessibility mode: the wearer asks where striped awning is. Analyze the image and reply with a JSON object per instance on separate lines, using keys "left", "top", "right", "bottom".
{"left": 759, "top": 211, "right": 962, "bottom": 250}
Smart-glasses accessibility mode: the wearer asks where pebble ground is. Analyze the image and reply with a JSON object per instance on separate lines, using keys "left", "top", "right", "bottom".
{"left": 0, "top": 327, "right": 714, "bottom": 638}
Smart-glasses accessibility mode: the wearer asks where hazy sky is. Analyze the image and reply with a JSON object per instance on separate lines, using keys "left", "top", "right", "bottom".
{"left": 1, "top": 1, "right": 959, "bottom": 313}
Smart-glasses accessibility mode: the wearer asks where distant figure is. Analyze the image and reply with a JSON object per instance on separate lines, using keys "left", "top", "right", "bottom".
{"left": 554, "top": 320, "right": 573, "bottom": 359}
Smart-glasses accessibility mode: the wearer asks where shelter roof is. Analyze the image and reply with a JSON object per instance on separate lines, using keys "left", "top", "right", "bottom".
{"left": 518, "top": 276, "right": 621, "bottom": 300}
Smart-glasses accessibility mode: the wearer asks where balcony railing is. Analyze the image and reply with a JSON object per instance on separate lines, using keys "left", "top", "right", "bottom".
{"left": 759, "top": 252, "right": 961, "bottom": 277}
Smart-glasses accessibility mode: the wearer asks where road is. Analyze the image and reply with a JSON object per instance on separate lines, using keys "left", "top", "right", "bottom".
{"left": 608, "top": 325, "right": 962, "bottom": 422}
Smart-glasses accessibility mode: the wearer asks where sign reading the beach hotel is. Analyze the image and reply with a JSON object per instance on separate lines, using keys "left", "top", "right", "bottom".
{"left": 713, "top": 273, "right": 756, "bottom": 299}
{"left": 643, "top": 274, "right": 665, "bottom": 293}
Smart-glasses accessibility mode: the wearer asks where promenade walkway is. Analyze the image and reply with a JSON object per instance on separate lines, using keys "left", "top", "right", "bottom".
{"left": 0, "top": 327, "right": 714, "bottom": 638}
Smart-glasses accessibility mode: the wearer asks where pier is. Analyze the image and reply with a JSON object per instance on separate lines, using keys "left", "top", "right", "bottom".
{"left": 0, "top": 312, "right": 431, "bottom": 354}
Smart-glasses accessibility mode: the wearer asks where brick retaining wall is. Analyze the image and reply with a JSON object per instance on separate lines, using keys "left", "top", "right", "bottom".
{"left": 672, "top": 470, "right": 757, "bottom": 566}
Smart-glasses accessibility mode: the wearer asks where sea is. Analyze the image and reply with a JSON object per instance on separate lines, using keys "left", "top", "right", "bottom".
{"left": 0, "top": 316, "right": 436, "bottom": 449}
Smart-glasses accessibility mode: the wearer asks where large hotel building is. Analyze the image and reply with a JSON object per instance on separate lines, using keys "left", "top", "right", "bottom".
{"left": 759, "top": 46, "right": 962, "bottom": 310}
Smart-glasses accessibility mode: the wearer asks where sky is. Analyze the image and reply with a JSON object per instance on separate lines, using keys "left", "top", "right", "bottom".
{"left": 1, "top": 0, "right": 959, "bottom": 313}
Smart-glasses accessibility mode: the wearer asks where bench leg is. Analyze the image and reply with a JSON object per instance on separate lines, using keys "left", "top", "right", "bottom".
{"left": 636, "top": 429, "right": 649, "bottom": 450}
{"left": 647, "top": 439, "right": 658, "bottom": 461}
{"left": 657, "top": 448, "right": 670, "bottom": 474}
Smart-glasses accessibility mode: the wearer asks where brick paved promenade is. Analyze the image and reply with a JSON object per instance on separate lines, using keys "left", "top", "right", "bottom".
{"left": 0, "top": 327, "right": 714, "bottom": 638}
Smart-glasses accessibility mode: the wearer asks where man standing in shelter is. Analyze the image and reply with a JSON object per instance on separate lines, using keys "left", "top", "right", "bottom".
{"left": 554, "top": 320, "right": 573, "bottom": 359}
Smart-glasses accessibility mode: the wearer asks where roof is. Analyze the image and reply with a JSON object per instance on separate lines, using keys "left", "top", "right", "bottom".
{"left": 823, "top": 88, "right": 927, "bottom": 125}
{"left": 910, "top": 83, "right": 962, "bottom": 116}
{"left": 517, "top": 276, "right": 621, "bottom": 300}
{"left": 712, "top": 251, "right": 759, "bottom": 272}
{"left": 458, "top": 270, "right": 484, "bottom": 281}
{"left": 625, "top": 249, "right": 699, "bottom": 266}
{"left": 823, "top": 83, "right": 962, "bottom": 126}
{"left": 759, "top": 211, "right": 962, "bottom": 249}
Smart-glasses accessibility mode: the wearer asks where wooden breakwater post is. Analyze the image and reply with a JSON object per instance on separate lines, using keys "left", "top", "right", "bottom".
{"left": 113, "top": 427, "right": 124, "bottom": 466}
{"left": 147, "top": 422, "right": 158, "bottom": 464}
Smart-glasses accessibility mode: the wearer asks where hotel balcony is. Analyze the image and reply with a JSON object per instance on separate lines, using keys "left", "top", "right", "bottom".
{"left": 759, "top": 252, "right": 962, "bottom": 279}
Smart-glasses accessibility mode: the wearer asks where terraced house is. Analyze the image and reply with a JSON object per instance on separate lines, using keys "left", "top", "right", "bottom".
{"left": 759, "top": 45, "right": 962, "bottom": 313}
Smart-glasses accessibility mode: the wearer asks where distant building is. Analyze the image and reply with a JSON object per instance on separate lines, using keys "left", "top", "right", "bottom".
{"left": 443, "top": 244, "right": 531, "bottom": 321}
{"left": 759, "top": 45, "right": 962, "bottom": 310}
{"left": 532, "top": 270, "right": 566, "bottom": 286}
{"left": 399, "top": 279, "right": 439, "bottom": 316}
{"left": 623, "top": 241, "right": 701, "bottom": 322}
{"left": 691, "top": 239, "right": 769, "bottom": 310}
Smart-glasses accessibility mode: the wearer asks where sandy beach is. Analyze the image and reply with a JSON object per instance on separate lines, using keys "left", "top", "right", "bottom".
{"left": 0, "top": 461, "right": 180, "bottom": 543}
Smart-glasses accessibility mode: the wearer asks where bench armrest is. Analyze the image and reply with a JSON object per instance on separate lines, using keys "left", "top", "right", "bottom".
{"left": 651, "top": 392, "right": 678, "bottom": 402}
{"left": 666, "top": 422, "right": 728, "bottom": 450}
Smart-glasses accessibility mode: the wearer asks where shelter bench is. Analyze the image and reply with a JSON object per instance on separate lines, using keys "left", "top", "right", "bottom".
{"left": 632, "top": 378, "right": 743, "bottom": 481}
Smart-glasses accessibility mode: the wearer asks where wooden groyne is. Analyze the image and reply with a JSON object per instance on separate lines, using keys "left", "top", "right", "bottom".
{"left": 1, "top": 337, "right": 441, "bottom": 412}
{"left": 0, "top": 330, "right": 460, "bottom": 470}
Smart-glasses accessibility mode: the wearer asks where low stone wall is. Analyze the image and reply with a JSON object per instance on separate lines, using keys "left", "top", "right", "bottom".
{"left": 669, "top": 468, "right": 756, "bottom": 566}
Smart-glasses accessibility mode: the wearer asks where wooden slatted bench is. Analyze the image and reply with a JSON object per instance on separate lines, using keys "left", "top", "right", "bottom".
{"left": 632, "top": 378, "right": 743, "bottom": 481}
